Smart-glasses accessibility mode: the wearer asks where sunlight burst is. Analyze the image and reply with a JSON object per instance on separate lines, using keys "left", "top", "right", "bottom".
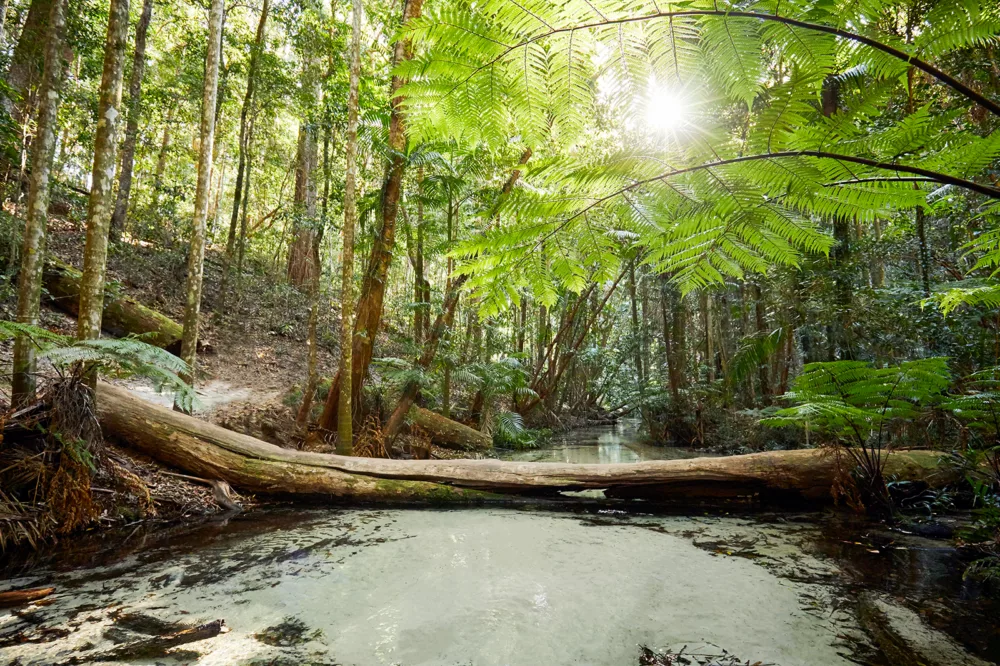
{"left": 644, "top": 82, "right": 691, "bottom": 135}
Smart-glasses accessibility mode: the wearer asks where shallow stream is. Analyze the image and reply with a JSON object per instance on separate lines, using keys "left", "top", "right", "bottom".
{"left": 2, "top": 425, "right": 998, "bottom": 665}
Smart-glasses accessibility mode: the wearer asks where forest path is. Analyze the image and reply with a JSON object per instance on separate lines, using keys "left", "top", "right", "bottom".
{"left": 118, "top": 377, "right": 280, "bottom": 416}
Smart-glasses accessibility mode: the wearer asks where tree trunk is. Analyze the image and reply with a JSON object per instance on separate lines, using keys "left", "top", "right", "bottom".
{"left": 10, "top": 0, "right": 66, "bottom": 407}
{"left": 286, "top": 121, "right": 319, "bottom": 287}
{"left": 296, "top": 272, "right": 321, "bottom": 427}
{"left": 153, "top": 102, "right": 175, "bottom": 195}
{"left": 414, "top": 165, "right": 425, "bottom": 345}
{"left": 628, "top": 262, "right": 645, "bottom": 385}
{"left": 96, "top": 382, "right": 956, "bottom": 505}
{"left": 754, "top": 283, "right": 772, "bottom": 405}
{"left": 76, "top": 0, "right": 130, "bottom": 345}
{"left": 5, "top": 0, "right": 52, "bottom": 126}
{"left": 109, "top": 0, "right": 153, "bottom": 243}
{"left": 916, "top": 207, "right": 931, "bottom": 297}
{"left": 701, "top": 290, "right": 714, "bottom": 383}
{"left": 176, "top": 0, "right": 224, "bottom": 403}
{"left": 0, "top": 0, "right": 10, "bottom": 49}
{"left": 409, "top": 406, "right": 491, "bottom": 451}
{"left": 43, "top": 258, "right": 182, "bottom": 349}
{"left": 317, "top": 0, "right": 425, "bottom": 433}
{"left": 336, "top": 0, "right": 362, "bottom": 454}
{"left": 383, "top": 150, "right": 533, "bottom": 439}
{"left": 660, "top": 276, "right": 679, "bottom": 401}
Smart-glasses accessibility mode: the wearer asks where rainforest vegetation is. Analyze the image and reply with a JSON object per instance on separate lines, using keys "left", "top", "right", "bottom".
{"left": 0, "top": 0, "right": 1000, "bottom": 662}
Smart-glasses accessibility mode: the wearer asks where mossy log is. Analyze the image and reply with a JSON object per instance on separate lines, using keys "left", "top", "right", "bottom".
{"left": 408, "top": 406, "right": 492, "bottom": 451}
{"left": 44, "top": 259, "right": 183, "bottom": 351}
{"left": 95, "top": 383, "right": 958, "bottom": 505}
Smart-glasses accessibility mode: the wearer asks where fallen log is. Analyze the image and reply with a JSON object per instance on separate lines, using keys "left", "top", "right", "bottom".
{"left": 95, "top": 383, "right": 958, "bottom": 505}
{"left": 0, "top": 587, "right": 55, "bottom": 608}
{"left": 409, "top": 406, "right": 492, "bottom": 451}
{"left": 44, "top": 259, "right": 183, "bottom": 351}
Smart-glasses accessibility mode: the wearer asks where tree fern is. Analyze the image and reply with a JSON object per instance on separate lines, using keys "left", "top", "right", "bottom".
{"left": 0, "top": 321, "right": 197, "bottom": 411}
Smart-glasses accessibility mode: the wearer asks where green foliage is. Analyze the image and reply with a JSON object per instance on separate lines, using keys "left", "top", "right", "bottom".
{"left": 400, "top": 0, "right": 1000, "bottom": 310}
{"left": 764, "top": 358, "right": 951, "bottom": 512}
{"left": 0, "top": 321, "right": 197, "bottom": 412}
{"left": 728, "top": 327, "right": 786, "bottom": 392}
{"left": 764, "top": 359, "right": 952, "bottom": 442}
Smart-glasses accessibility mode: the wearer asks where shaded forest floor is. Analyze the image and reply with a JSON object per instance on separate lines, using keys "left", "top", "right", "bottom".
{"left": 1, "top": 209, "right": 347, "bottom": 439}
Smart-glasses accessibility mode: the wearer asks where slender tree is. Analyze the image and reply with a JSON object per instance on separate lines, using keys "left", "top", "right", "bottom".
{"left": 76, "top": 0, "right": 130, "bottom": 344}
{"left": 175, "top": 0, "right": 224, "bottom": 407}
{"left": 318, "top": 0, "right": 424, "bottom": 432}
{"left": 109, "top": 0, "right": 154, "bottom": 242}
{"left": 336, "top": 0, "right": 362, "bottom": 453}
{"left": 10, "top": 0, "right": 66, "bottom": 407}
{"left": 226, "top": 0, "right": 269, "bottom": 256}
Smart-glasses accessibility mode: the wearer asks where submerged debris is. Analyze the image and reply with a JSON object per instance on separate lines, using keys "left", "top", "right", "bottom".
{"left": 64, "top": 617, "right": 225, "bottom": 664}
{"left": 255, "top": 616, "right": 323, "bottom": 647}
{"left": 639, "top": 645, "right": 774, "bottom": 666}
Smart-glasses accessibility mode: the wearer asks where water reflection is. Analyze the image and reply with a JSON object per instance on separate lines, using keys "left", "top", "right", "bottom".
{"left": 499, "top": 419, "right": 710, "bottom": 463}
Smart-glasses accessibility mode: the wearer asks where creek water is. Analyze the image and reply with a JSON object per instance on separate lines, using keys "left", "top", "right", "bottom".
{"left": 497, "top": 419, "right": 709, "bottom": 463}
{"left": 1, "top": 426, "right": 998, "bottom": 666}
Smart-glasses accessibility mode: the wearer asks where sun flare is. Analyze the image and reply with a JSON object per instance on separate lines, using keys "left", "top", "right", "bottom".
{"left": 644, "top": 82, "right": 691, "bottom": 135}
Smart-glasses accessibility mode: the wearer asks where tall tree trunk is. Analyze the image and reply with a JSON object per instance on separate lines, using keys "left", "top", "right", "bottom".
{"left": 670, "top": 289, "right": 687, "bottom": 393}
{"left": 872, "top": 218, "right": 885, "bottom": 288}
{"left": 226, "top": 0, "right": 269, "bottom": 258}
{"left": 153, "top": 102, "right": 175, "bottom": 194}
{"left": 336, "top": 0, "right": 362, "bottom": 453}
{"left": 235, "top": 114, "right": 255, "bottom": 277}
{"left": 754, "top": 283, "right": 772, "bottom": 405}
{"left": 5, "top": 0, "right": 52, "bottom": 126}
{"left": 318, "top": 0, "right": 424, "bottom": 432}
{"left": 109, "top": 0, "right": 153, "bottom": 243}
{"left": 628, "top": 261, "right": 645, "bottom": 385}
{"left": 76, "top": 0, "right": 130, "bottom": 344}
{"left": 286, "top": 121, "right": 319, "bottom": 286}
{"left": 0, "top": 0, "right": 10, "bottom": 49}
{"left": 701, "top": 291, "right": 715, "bottom": 383}
{"left": 916, "top": 207, "right": 931, "bottom": 297}
{"left": 517, "top": 296, "right": 527, "bottom": 354}
{"left": 414, "top": 165, "right": 425, "bottom": 345}
{"left": 10, "top": 0, "right": 66, "bottom": 407}
{"left": 660, "top": 276, "right": 679, "bottom": 401}
{"left": 383, "top": 149, "right": 532, "bottom": 439}
{"left": 175, "top": 0, "right": 224, "bottom": 405}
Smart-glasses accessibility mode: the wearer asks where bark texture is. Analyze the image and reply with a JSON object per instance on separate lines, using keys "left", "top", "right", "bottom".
{"left": 336, "top": 0, "right": 362, "bottom": 453}
{"left": 76, "top": 0, "right": 130, "bottom": 342}
{"left": 409, "top": 406, "right": 492, "bottom": 451}
{"left": 109, "top": 0, "right": 154, "bottom": 242}
{"left": 43, "top": 259, "right": 183, "bottom": 350}
{"left": 225, "top": 0, "right": 269, "bottom": 256}
{"left": 318, "top": 0, "right": 424, "bottom": 433}
{"left": 96, "top": 383, "right": 955, "bottom": 504}
{"left": 11, "top": 0, "right": 66, "bottom": 407}
{"left": 285, "top": 122, "right": 319, "bottom": 287}
{"left": 177, "top": 0, "right": 224, "bottom": 397}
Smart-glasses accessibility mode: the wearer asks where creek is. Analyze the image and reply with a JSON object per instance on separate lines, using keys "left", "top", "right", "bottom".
{"left": 1, "top": 424, "right": 998, "bottom": 665}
